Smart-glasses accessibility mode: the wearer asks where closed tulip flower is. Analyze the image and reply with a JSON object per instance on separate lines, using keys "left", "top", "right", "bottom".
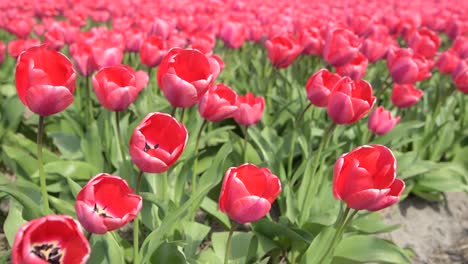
{"left": 219, "top": 163, "right": 281, "bottom": 223}
{"left": 15, "top": 45, "right": 76, "bottom": 116}
{"left": 219, "top": 21, "right": 247, "bottom": 49}
{"left": 198, "top": 83, "right": 238, "bottom": 122}
{"left": 327, "top": 77, "right": 376, "bottom": 124}
{"left": 333, "top": 145, "right": 405, "bottom": 211}
{"left": 368, "top": 106, "right": 401, "bottom": 135}
{"left": 265, "top": 36, "right": 303, "bottom": 69}
{"left": 75, "top": 173, "right": 142, "bottom": 234}
{"left": 408, "top": 28, "right": 441, "bottom": 58}
{"left": 336, "top": 52, "right": 368, "bottom": 81}
{"left": 391, "top": 83, "right": 424, "bottom": 108}
{"left": 12, "top": 215, "right": 90, "bottom": 264}
{"left": 387, "top": 48, "right": 432, "bottom": 84}
{"left": 157, "top": 48, "right": 218, "bottom": 108}
{"left": 129, "top": 112, "right": 188, "bottom": 173}
{"left": 140, "top": 36, "right": 167, "bottom": 68}
{"left": 305, "top": 68, "right": 341, "bottom": 107}
{"left": 7, "top": 38, "right": 41, "bottom": 59}
{"left": 92, "top": 65, "right": 148, "bottom": 111}
{"left": 234, "top": 92, "right": 265, "bottom": 126}
{"left": 453, "top": 62, "right": 468, "bottom": 93}
{"left": 435, "top": 50, "right": 460, "bottom": 74}
{"left": 323, "top": 27, "right": 360, "bottom": 67}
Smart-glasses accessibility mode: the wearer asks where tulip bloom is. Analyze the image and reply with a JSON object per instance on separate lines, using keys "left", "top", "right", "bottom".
{"left": 387, "top": 48, "right": 432, "bottom": 84}
{"left": 75, "top": 173, "right": 142, "bottom": 234}
{"left": 336, "top": 52, "right": 368, "bottom": 81}
{"left": 453, "top": 64, "right": 468, "bottom": 93}
{"left": 219, "top": 21, "right": 247, "bottom": 49}
{"left": 323, "top": 27, "right": 360, "bottom": 67}
{"left": 157, "top": 48, "right": 218, "bottom": 108}
{"left": 15, "top": 45, "right": 76, "bottom": 116}
{"left": 129, "top": 112, "right": 188, "bottom": 173}
{"left": 140, "top": 36, "right": 167, "bottom": 68}
{"left": 234, "top": 93, "right": 265, "bottom": 126}
{"left": 0, "top": 41, "right": 5, "bottom": 65}
{"left": 198, "top": 84, "right": 238, "bottom": 122}
{"left": 368, "top": 106, "right": 401, "bottom": 135}
{"left": 435, "top": 50, "right": 460, "bottom": 75}
{"left": 92, "top": 65, "right": 148, "bottom": 111}
{"left": 391, "top": 84, "right": 424, "bottom": 108}
{"left": 327, "top": 77, "right": 376, "bottom": 124}
{"left": 70, "top": 41, "right": 96, "bottom": 77}
{"left": 333, "top": 145, "right": 405, "bottom": 211}
{"left": 265, "top": 36, "right": 303, "bottom": 69}
{"left": 219, "top": 163, "right": 281, "bottom": 223}
{"left": 298, "top": 26, "right": 324, "bottom": 56}
{"left": 408, "top": 28, "right": 441, "bottom": 58}
{"left": 305, "top": 68, "right": 341, "bottom": 107}
{"left": 12, "top": 215, "right": 90, "bottom": 264}
{"left": 7, "top": 38, "right": 41, "bottom": 59}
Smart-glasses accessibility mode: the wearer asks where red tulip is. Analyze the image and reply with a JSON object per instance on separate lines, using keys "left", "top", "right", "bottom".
{"left": 333, "top": 145, "right": 405, "bottom": 211}
{"left": 189, "top": 31, "right": 216, "bottom": 54}
{"left": 44, "top": 29, "right": 65, "bottom": 51}
{"left": 368, "top": 106, "right": 400, "bottom": 135}
{"left": 327, "top": 77, "right": 376, "bottom": 124}
{"left": 70, "top": 41, "right": 96, "bottom": 77}
{"left": 219, "top": 163, "right": 281, "bottom": 223}
{"left": 336, "top": 52, "right": 368, "bottom": 81}
{"left": 198, "top": 84, "right": 238, "bottom": 122}
{"left": 453, "top": 62, "right": 468, "bottom": 93}
{"left": 15, "top": 45, "right": 76, "bottom": 116}
{"left": 408, "top": 28, "right": 441, "bottom": 58}
{"left": 298, "top": 26, "right": 324, "bottom": 56}
{"left": 7, "top": 38, "right": 41, "bottom": 59}
{"left": 75, "top": 173, "right": 142, "bottom": 234}
{"left": 129, "top": 112, "right": 188, "bottom": 173}
{"left": 91, "top": 38, "right": 124, "bottom": 69}
{"left": 157, "top": 48, "right": 218, "bottom": 108}
{"left": 124, "top": 27, "right": 146, "bottom": 52}
{"left": 452, "top": 36, "right": 468, "bottom": 59}
{"left": 435, "top": 50, "right": 460, "bottom": 74}
{"left": 140, "top": 36, "right": 167, "bottom": 68}
{"left": 219, "top": 21, "right": 247, "bottom": 49}
{"left": 234, "top": 92, "right": 265, "bottom": 126}
{"left": 360, "top": 36, "right": 395, "bottom": 63}
{"left": 391, "top": 83, "right": 424, "bottom": 108}
{"left": 305, "top": 68, "right": 341, "bottom": 107}
{"left": 323, "top": 27, "right": 360, "bottom": 67}
{"left": 265, "top": 36, "right": 303, "bottom": 69}
{"left": 12, "top": 215, "right": 90, "bottom": 264}
{"left": 387, "top": 48, "right": 432, "bottom": 84}
{"left": 92, "top": 65, "right": 148, "bottom": 111}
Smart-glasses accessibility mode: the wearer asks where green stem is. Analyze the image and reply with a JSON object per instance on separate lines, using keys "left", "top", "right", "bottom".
{"left": 299, "top": 122, "right": 337, "bottom": 224}
{"left": 133, "top": 170, "right": 143, "bottom": 264}
{"left": 86, "top": 76, "right": 93, "bottom": 125}
{"left": 287, "top": 104, "right": 313, "bottom": 178}
{"left": 115, "top": 111, "right": 130, "bottom": 182}
{"left": 86, "top": 232, "right": 92, "bottom": 242}
{"left": 192, "top": 120, "right": 207, "bottom": 194}
{"left": 224, "top": 223, "right": 236, "bottom": 264}
{"left": 37, "top": 116, "right": 50, "bottom": 214}
{"left": 171, "top": 107, "right": 177, "bottom": 117}
{"left": 162, "top": 170, "right": 168, "bottom": 201}
{"left": 242, "top": 126, "right": 249, "bottom": 163}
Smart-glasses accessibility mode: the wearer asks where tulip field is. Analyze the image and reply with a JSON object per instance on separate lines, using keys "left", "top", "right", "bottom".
{"left": 1, "top": 0, "right": 468, "bottom": 263}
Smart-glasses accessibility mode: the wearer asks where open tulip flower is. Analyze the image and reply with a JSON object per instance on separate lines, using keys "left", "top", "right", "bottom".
{"left": 306, "top": 68, "right": 341, "bottom": 107}
{"left": 323, "top": 27, "right": 361, "bottom": 67}
{"left": 198, "top": 83, "right": 239, "bottom": 122}
{"left": 140, "top": 35, "right": 167, "bottom": 68}
{"left": 157, "top": 48, "right": 219, "bottom": 108}
{"left": 387, "top": 48, "right": 432, "bottom": 84}
{"left": 15, "top": 45, "right": 76, "bottom": 116}
{"left": 219, "top": 163, "right": 281, "bottom": 224}
{"left": 75, "top": 173, "right": 142, "bottom": 234}
{"left": 92, "top": 65, "right": 149, "bottom": 111}
{"left": 129, "top": 112, "right": 188, "bottom": 173}
{"left": 333, "top": 145, "right": 405, "bottom": 211}
{"left": 233, "top": 92, "right": 265, "bottom": 126}
{"left": 12, "top": 215, "right": 90, "bottom": 264}
{"left": 265, "top": 36, "right": 303, "bottom": 69}
{"left": 327, "top": 77, "right": 376, "bottom": 124}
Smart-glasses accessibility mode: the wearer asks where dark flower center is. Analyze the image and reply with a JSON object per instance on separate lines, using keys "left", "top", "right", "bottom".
{"left": 143, "top": 142, "right": 159, "bottom": 152}
{"left": 31, "top": 242, "right": 63, "bottom": 264}
{"left": 94, "top": 203, "right": 113, "bottom": 218}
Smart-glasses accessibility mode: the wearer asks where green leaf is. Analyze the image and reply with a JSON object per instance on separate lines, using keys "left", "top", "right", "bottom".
{"left": 88, "top": 232, "right": 126, "bottom": 264}
{"left": 333, "top": 235, "right": 411, "bottom": 264}
{"left": 39, "top": 161, "right": 99, "bottom": 181}
{"left": 212, "top": 231, "right": 254, "bottom": 264}
{"left": 48, "top": 132, "right": 83, "bottom": 160}
{"left": 300, "top": 226, "right": 336, "bottom": 264}
{"left": 183, "top": 222, "right": 210, "bottom": 260}
{"left": 201, "top": 197, "right": 231, "bottom": 229}
{"left": 150, "top": 242, "right": 187, "bottom": 264}
{"left": 351, "top": 213, "right": 400, "bottom": 234}
{"left": 253, "top": 218, "right": 310, "bottom": 245}
{"left": 81, "top": 122, "right": 105, "bottom": 172}
{"left": 0, "top": 185, "right": 41, "bottom": 219}
{"left": 3, "top": 200, "right": 27, "bottom": 247}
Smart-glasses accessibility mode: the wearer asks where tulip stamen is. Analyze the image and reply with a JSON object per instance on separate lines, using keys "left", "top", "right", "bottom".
{"left": 144, "top": 142, "right": 159, "bottom": 152}
{"left": 94, "top": 203, "right": 113, "bottom": 218}
{"left": 31, "top": 242, "right": 63, "bottom": 264}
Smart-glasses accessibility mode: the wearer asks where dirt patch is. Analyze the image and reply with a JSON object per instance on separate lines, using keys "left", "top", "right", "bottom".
{"left": 381, "top": 192, "right": 468, "bottom": 264}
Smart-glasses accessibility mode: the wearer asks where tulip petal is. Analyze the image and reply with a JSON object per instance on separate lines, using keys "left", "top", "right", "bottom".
{"left": 25, "top": 85, "right": 74, "bottom": 116}
{"left": 327, "top": 92, "right": 355, "bottom": 124}
{"left": 343, "top": 188, "right": 390, "bottom": 210}
{"left": 228, "top": 196, "right": 271, "bottom": 224}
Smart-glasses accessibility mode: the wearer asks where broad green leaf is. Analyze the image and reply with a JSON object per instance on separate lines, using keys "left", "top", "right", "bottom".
{"left": 212, "top": 231, "right": 254, "bottom": 264}
{"left": 333, "top": 235, "right": 411, "bottom": 264}
{"left": 88, "top": 233, "right": 126, "bottom": 264}
{"left": 0, "top": 185, "right": 41, "bottom": 219}
{"left": 81, "top": 122, "right": 105, "bottom": 172}
{"left": 201, "top": 197, "right": 231, "bottom": 229}
{"left": 3, "top": 200, "right": 27, "bottom": 247}
{"left": 150, "top": 242, "right": 187, "bottom": 264}
{"left": 351, "top": 213, "right": 400, "bottom": 234}
{"left": 183, "top": 222, "right": 211, "bottom": 260}
{"left": 39, "top": 161, "right": 99, "bottom": 181}
{"left": 300, "top": 226, "right": 336, "bottom": 264}
{"left": 48, "top": 132, "right": 83, "bottom": 160}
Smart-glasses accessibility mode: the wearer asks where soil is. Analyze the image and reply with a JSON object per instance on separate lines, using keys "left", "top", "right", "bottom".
{"left": 381, "top": 192, "right": 468, "bottom": 264}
